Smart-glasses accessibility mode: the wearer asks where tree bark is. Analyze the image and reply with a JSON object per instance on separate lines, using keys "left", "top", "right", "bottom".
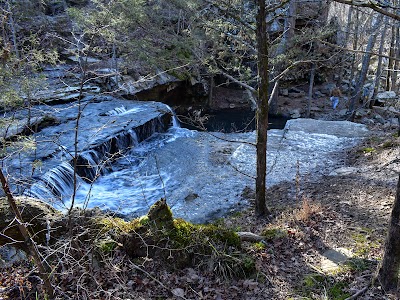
{"left": 386, "top": 26, "right": 396, "bottom": 91}
{"left": 307, "top": 63, "right": 316, "bottom": 118}
{"left": 349, "top": 14, "right": 383, "bottom": 111}
{"left": 270, "top": 0, "right": 297, "bottom": 115}
{"left": 393, "top": 25, "right": 400, "bottom": 92}
{"left": 255, "top": 0, "right": 270, "bottom": 217}
{"left": 337, "top": 6, "right": 353, "bottom": 86}
{"left": 371, "top": 17, "right": 389, "bottom": 105}
{"left": 378, "top": 174, "right": 400, "bottom": 292}
{"left": 6, "top": 0, "right": 19, "bottom": 59}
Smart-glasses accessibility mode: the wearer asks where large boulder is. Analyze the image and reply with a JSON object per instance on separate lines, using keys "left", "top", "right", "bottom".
{"left": 0, "top": 197, "right": 61, "bottom": 248}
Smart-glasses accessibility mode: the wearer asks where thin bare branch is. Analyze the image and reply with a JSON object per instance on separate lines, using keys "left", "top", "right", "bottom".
{"left": 333, "top": 0, "right": 400, "bottom": 21}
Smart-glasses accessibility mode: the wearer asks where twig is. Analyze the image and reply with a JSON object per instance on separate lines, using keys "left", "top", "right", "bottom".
{"left": 344, "top": 284, "right": 370, "bottom": 300}
{"left": 129, "top": 260, "right": 190, "bottom": 299}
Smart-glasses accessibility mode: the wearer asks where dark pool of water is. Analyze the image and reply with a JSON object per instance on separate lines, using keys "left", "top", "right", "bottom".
{"left": 181, "top": 109, "right": 289, "bottom": 133}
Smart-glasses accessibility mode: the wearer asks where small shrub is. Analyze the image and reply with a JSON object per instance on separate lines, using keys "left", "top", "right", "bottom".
{"left": 343, "top": 258, "right": 371, "bottom": 272}
{"left": 253, "top": 242, "right": 266, "bottom": 250}
{"left": 294, "top": 198, "right": 322, "bottom": 222}
{"left": 362, "top": 147, "right": 375, "bottom": 153}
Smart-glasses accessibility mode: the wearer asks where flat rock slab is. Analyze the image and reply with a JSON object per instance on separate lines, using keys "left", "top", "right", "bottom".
{"left": 85, "top": 118, "right": 370, "bottom": 223}
{"left": 329, "top": 167, "right": 359, "bottom": 176}
{"left": 321, "top": 247, "right": 353, "bottom": 273}
{"left": 285, "top": 118, "right": 370, "bottom": 138}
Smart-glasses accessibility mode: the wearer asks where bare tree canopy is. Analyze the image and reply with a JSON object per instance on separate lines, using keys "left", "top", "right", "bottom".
{"left": 334, "top": 0, "right": 400, "bottom": 20}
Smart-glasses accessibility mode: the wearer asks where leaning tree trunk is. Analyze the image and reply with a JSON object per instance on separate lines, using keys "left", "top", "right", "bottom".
{"left": 255, "top": 0, "right": 270, "bottom": 216}
{"left": 349, "top": 14, "right": 383, "bottom": 111}
{"left": 378, "top": 174, "right": 400, "bottom": 292}
{"left": 371, "top": 17, "right": 389, "bottom": 104}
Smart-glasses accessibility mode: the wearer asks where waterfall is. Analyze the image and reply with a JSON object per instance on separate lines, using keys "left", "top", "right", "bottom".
{"left": 26, "top": 107, "right": 172, "bottom": 206}
{"left": 165, "top": 105, "right": 180, "bottom": 128}
{"left": 26, "top": 162, "right": 79, "bottom": 205}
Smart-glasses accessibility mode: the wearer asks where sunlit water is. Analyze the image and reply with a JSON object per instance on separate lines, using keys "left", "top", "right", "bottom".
{"left": 56, "top": 119, "right": 369, "bottom": 223}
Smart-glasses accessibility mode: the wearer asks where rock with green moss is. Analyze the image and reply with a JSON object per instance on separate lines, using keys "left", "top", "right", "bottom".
{"left": 118, "top": 199, "right": 251, "bottom": 276}
{"left": 0, "top": 197, "right": 61, "bottom": 248}
{"left": 147, "top": 198, "right": 173, "bottom": 228}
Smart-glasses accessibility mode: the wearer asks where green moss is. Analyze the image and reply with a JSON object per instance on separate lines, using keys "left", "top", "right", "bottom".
{"left": 240, "top": 254, "right": 256, "bottom": 276}
{"left": 212, "top": 218, "right": 225, "bottom": 226}
{"left": 300, "top": 274, "right": 350, "bottom": 299}
{"left": 170, "top": 218, "right": 196, "bottom": 247}
{"left": 342, "top": 258, "right": 371, "bottom": 272}
{"left": 119, "top": 200, "right": 248, "bottom": 277}
{"left": 198, "top": 224, "right": 241, "bottom": 248}
{"left": 97, "top": 217, "right": 135, "bottom": 233}
{"left": 147, "top": 198, "right": 174, "bottom": 228}
{"left": 302, "top": 273, "right": 325, "bottom": 288}
{"left": 253, "top": 242, "right": 266, "bottom": 250}
{"left": 261, "top": 228, "right": 287, "bottom": 241}
{"left": 168, "top": 70, "right": 190, "bottom": 81}
{"left": 362, "top": 147, "right": 375, "bottom": 153}
{"left": 231, "top": 211, "right": 242, "bottom": 218}
{"left": 352, "top": 231, "right": 379, "bottom": 258}
{"left": 169, "top": 219, "right": 241, "bottom": 249}
{"left": 97, "top": 239, "right": 118, "bottom": 254}
{"left": 328, "top": 282, "right": 350, "bottom": 300}
{"left": 382, "top": 141, "right": 394, "bottom": 148}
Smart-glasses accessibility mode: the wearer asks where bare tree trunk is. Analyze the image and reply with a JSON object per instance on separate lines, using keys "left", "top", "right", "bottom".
{"left": 348, "top": 8, "right": 360, "bottom": 101}
{"left": 386, "top": 25, "right": 396, "bottom": 91}
{"left": 5, "top": 0, "right": 19, "bottom": 59}
{"left": 255, "top": 0, "right": 270, "bottom": 217}
{"left": 112, "top": 42, "right": 118, "bottom": 86}
{"left": 208, "top": 75, "right": 214, "bottom": 108}
{"left": 337, "top": 6, "right": 353, "bottom": 86}
{"left": 0, "top": 168, "right": 54, "bottom": 298}
{"left": 393, "top": 25, "right": 400, "bottom": 92}
{"left": 378, "top": 174, "right": 400, "bottom": 292}
{"left": 307, "top": 63, "right": 316, "bottom": 118}
{"left": 270, "top": 0, "right": 297, "bottom": 115}
{"left": 349, "top": 14, "right": 383, "bottom": 111}
{"left": 371, "top": 17, "right": 389, "bottom": 105}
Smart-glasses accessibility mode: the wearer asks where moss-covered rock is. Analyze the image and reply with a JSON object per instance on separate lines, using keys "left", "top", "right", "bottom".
{"left": 147, "top": 198, "right": 173, "bottom": 229}
{"left": 117, "top": 199, "right": 251, "bottom": 276}
{"left": 0, "top": 197, "right": 61, "bottom": 248}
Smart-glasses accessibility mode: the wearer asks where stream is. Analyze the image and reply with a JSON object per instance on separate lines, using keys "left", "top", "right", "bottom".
{"left": 3, "top": 70, "right": 370, "bottom": 223}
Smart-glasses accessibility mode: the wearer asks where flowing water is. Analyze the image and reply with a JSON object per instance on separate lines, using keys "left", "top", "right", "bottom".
{"left": 6, "top": 92, "right": 370, "bottom": 223}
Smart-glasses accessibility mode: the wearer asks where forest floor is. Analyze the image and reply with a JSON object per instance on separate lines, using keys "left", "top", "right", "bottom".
{"left": 1, "top": 95, "right": 399, "bottom": 300}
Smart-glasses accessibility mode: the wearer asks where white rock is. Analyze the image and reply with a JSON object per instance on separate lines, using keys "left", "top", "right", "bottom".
{"left": 321, "top": 248, "right": 353, "bottom": 273}
{"left": 329, "top": 167, "right": 359, "bottom": 176}
{"left": 0, "top": 246, "right": 27, "bottom": 269}
{"left": 172, "top": 288, "right": 185, "bottom": 298}
{"left": 377, "top": 91, "right": 397, "bottom": 100}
